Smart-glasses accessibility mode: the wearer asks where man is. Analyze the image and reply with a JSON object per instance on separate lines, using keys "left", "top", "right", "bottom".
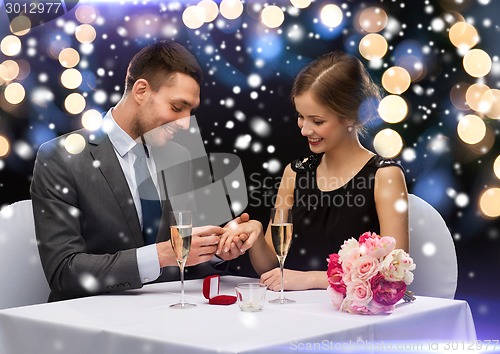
{"left": 30, "top": 41, "right": 246, "bottom": 301}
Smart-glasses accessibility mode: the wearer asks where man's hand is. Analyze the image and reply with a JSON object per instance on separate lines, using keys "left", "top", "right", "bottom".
{"left": 156, "top": 225, "right": 223, "bottom": 267}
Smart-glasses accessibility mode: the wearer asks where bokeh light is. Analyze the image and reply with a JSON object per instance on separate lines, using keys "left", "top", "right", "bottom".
{"left": 478, "top": 89, "right": 500, "bottom": 119}
{"left": 75, "top": 5, "right": 98, "bottom": 24}
{"left": 75, "top": 24, "right": 97, "bottom": 44}
{"left": 64, "top": 93, "right": 86, "bottom": 115}
{"left": 396, "top": 55, "right": 425, "bottom": 82}
{"left": 450, "top": 82, "right": 470, "bottom": 111}
{"left": 373, "top": 128, "right": 404, "bottom": 158}
{"left": 494, "top": 155, "right": 500, "bottom": 180}
{"left": 290, "top": 0, "right": 312, "bottom": 9}
{"left": 466, "top": 83, "right": 490, "bottom": 111}
{"left": 81, "top": 109, "right": 103, "bottom": 131}
{"left": 439, "top": 0, "right": 474, "bottom": 12}
{"left": 58, "top": 48, "right": 80, "bottom": 68}
{"left": 220, "top": 0, "right": 244, "bottom": 20}
{"left": 0, "top": 136, "right": 10, "bottom": 157}
{"left": 198, "top": 0, "right": 219, "bottom": 22}
{"left": 465, "top": 125, "right": 495, "bottom": 156}
{"left": 64, "top": 133, "right": 86, "bottom": 155}
{"left": 479, "top": 188, "right": 500, "bottom": 218}
{"left": 61, "top": 68, "right": 83, "bottom": 89}
{"left": 48, "top": 38, "right": 70, "bottom": 60}
{"left": 183, "top": 6, "right": 205, "bottom": 29}
{"left": 0, "top": 1, "right": 499, "bottom": 331}
{"left": 358, "top": 7, "right": 388, "bottom": 33}
{"left": 358, "top": 33, "right": 388, "bottom": 60}
{"left": 13, "top": 140, "right": 33, "bottom": 160}
{"left": 4, "top": 82, "right": 25, "bottom": 104}
{"left": 457, "top": 114, "right": 486, "bottom": 144}
{"left": 449, "top": 22, "right": 479, "bottom": 50}
{"left": 463, "top": 49, "right": 492, "bottom": 77}
{"left": 381, "top": 66, "right": 411, "bottom": 94}
{"left": 0, "top": 60, "right": 20, "bottom": 82}
{"left": 422, "top": 242, "right": 437, "bottom": 257}
{"left": 9, "top": 16, "right": 31, "bottom": 36}
{"left": 1, "top": 35, "right": 22, "bottom": 56}
{"left": 261, "top": 5, "right": 285, "bottom": 29}
{"left": 378, "top": 95, "right": 408, "bottom": 123}
{"left": 320, "top": 4, "right": 343, "bottom": 28}
{"left": 15, "top": 59, "right": 30, "bottom": 80}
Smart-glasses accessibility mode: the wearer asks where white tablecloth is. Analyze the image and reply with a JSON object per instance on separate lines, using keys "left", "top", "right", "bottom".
{"left": 0, "top": 276, "right": 476, "bottom": 354}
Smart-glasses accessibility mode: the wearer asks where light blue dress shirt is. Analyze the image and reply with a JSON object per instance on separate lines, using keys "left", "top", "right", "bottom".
{"left": 102, "top": 109, "right": 160, "bottom": 284}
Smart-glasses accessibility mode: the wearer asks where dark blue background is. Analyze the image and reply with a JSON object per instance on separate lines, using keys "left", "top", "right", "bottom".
{"left": 1, "top": 0, "right": 499, "bottom": 341}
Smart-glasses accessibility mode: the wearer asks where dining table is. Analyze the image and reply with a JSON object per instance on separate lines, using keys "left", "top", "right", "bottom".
{"left": 0, "top": 276, "right": 477, "bottom": 354}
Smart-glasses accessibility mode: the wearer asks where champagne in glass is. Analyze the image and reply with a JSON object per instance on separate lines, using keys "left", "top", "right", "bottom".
{"left": 271, "top": 223, "right": 293, "bottom": 259}
{"left": 170, "top": 225, "right": 192, "bottom": 263}
{"left": 269, "top": 208, "right": 295, "bottom": 304}
{"left": 169, "top": 210, "right": 196, "bottom": 309}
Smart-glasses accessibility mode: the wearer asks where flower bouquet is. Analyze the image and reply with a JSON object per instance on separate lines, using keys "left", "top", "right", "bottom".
{"left": 326, "top": 232, "right": 416, "bottom": 315}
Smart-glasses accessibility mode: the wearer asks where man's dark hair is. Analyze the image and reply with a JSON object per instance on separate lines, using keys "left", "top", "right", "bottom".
{"left": 124, "top": 41, "right": 203, "bottom": 92}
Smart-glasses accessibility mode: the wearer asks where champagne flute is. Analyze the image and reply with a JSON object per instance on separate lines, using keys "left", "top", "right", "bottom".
{"left": 269, "top": 208, "right": 295, "bottom": 304}
{"left": 169, "top": 210, "right": 196, "bottom": 309}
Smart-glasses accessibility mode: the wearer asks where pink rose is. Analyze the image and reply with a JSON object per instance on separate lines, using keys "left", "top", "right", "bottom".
{"left": 374, "top": 236, "right": 396, "bottom": 259}
{"left": 346, "top": 279, "right": 372, "bottom": 307}
{"left": 370, "top": 273, "right": 406, "bottom": 306}
{"left": 345, "top": 302, "right": 372, "bottom": 315}
{"left": 327, "top": 253, "right": 346, "bottom": 294}
{"left": 359, "top": 237, "right": 379, "bottom": 256}
{"left": 327, "top": 286, "right": 345, "bottom": 310}
{"left": 349, "top": 255, "right": 379, "bottom": 282}
{"left": 360, "top": 235, "right": 396, "bottom": 259}
{"left": 359, "top": 232, "right": 379, "bottom": 244}
{"left": 341, "top": 260, "right": 355, "bottom": 286}
{"left": 368, "top": 301, "right": 395, "bottom": 315}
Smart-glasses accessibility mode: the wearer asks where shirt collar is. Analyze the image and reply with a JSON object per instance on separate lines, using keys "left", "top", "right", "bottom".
{"left": 103, "top": 108, "right": 137, "bottom": 157}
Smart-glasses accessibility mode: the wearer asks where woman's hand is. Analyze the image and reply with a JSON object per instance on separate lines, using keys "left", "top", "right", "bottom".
{"left": 215, "top": 237, "right": 246, "bottom": 261}
{"left": 260, "top": 268, "right": 328, "bottom": 290}
{"left": 260, "top": 268, "right": 309, "bottom": 291}
{"left": 215, "top": 213, "right": 251, "bottom": 261}
{"left": 216, "top": 220, "right": 264, "bottom": 256}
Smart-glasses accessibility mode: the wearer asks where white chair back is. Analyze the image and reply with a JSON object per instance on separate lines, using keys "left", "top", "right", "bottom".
{"left": 408, "top": 194, "right": 458, "bottom": 299}
{"left": 0, "top": 200, "right": 50, "bottom": 309}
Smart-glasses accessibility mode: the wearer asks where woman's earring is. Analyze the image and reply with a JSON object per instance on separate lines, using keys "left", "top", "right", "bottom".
{"left": 347, "top": 125, "right": 354, "bottom": 133}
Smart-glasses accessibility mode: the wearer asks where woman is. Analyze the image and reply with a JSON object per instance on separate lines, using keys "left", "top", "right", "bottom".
{"left": 218, "top": 51, "right": 409, "bottom": 291}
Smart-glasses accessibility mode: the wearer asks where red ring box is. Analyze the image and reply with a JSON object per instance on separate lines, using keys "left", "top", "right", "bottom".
{"left": 203, "top": 275, "right": 237, "bottom": 305}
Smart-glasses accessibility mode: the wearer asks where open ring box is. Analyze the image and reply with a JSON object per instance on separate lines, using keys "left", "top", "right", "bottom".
{"left": 203, "top": 275, "right": 237, "bottom": 305}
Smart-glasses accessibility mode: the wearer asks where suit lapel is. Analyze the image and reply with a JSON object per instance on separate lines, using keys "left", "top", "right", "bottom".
{"left": 88, "top": 130, "right": 144, "bottom": 247}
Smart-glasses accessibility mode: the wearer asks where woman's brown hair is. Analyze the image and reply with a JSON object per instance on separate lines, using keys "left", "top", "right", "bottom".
{"left": 291, "top": 51, "right": 381, "bottom": 135}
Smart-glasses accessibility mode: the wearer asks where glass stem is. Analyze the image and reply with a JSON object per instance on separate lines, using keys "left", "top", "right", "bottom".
{"left": 179, "top": 261, "right": 185, "bottom": 304}
{"left": 279, "top": 256, "right": 285, "bottom": 300}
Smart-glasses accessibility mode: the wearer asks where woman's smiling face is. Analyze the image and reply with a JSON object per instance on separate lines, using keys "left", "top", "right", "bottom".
{"left": 295, "top": 90, "right": 351, "bottom": 153}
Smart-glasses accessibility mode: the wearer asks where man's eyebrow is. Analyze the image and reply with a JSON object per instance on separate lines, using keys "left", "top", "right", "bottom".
{"left": 171, "top": 98, "right": 194, "bottom": 108}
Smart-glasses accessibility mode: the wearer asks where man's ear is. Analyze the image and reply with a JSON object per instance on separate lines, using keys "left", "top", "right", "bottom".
{"left": 132, "top": 79, "right": 149, "bottom": 104}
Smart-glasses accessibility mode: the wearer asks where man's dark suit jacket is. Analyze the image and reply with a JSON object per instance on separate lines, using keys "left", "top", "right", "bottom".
{"left": 30, "top": 128, "right": 222, "bottom": 302}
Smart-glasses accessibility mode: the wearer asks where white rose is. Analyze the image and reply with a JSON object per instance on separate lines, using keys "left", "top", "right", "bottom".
{"left": 380, "top": 249, "right": 415, "bottom": 283}
{"left": 338, "top": 238, "right": 360, "bottom": 263}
